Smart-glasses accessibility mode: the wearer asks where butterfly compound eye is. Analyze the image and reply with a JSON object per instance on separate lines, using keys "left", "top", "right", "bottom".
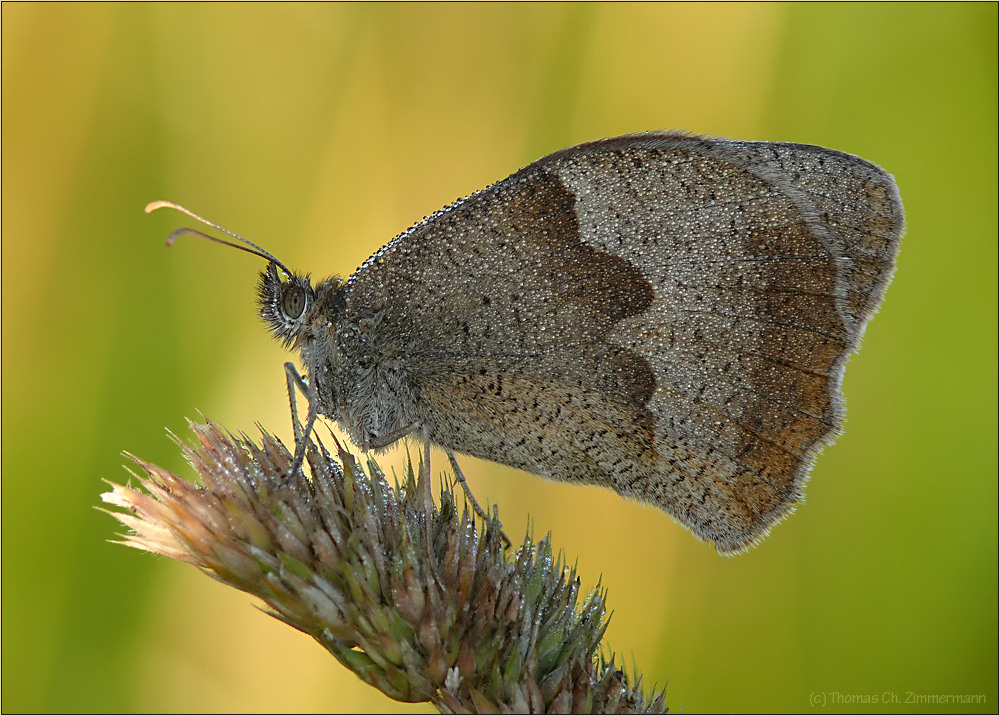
{"left": 281, "top": 286, "right": 306, "bottom": 320}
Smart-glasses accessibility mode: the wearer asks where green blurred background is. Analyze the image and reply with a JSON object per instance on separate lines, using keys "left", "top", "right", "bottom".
{"left": 3, "top": 4, "right": 997, "bottom": 713}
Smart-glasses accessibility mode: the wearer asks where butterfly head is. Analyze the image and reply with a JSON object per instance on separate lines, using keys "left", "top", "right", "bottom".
{"left": 257, "top": 262, "right": 317, "bottom": 349}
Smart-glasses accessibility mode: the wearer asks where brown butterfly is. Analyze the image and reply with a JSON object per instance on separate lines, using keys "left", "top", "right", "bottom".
{"left": 149, "top": 131, "right": 903, "bottom": 554}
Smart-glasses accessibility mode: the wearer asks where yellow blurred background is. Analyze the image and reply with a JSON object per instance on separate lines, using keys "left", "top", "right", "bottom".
{"left": 2, "top": 3, "right": 996, "bottom": 713}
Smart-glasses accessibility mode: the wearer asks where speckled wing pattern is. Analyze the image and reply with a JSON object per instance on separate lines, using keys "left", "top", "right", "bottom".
{"left": 346, "top": 132, "right": 903, "bottom": 553}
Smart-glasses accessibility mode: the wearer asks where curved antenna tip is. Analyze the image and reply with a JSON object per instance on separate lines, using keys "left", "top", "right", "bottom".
{"left": 145, "top": 200, "right": 178, "bottom": 214}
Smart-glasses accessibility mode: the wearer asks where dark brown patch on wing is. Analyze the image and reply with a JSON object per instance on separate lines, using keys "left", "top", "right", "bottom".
{"left": 347, "top": 162, "right": 662, "bottom": 487}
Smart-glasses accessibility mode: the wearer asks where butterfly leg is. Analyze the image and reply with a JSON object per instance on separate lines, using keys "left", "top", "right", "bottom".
{"left": 446, "top": 449, "right": 511, "bottom": 548}
{"left": 284, "top": 361, "right": 317, "bottom": 476}
{"left": 284, "top": 362, "right": 309, "bottom": 440}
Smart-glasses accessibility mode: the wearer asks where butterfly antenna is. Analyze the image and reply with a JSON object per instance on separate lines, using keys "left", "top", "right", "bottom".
{"left": 145, "top": 200, "right": 295, "bottom": 278}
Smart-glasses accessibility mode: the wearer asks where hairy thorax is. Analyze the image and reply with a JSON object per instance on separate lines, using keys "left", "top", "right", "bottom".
{"left": 304, "top": 304, "right": 421, "bottom": 452}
